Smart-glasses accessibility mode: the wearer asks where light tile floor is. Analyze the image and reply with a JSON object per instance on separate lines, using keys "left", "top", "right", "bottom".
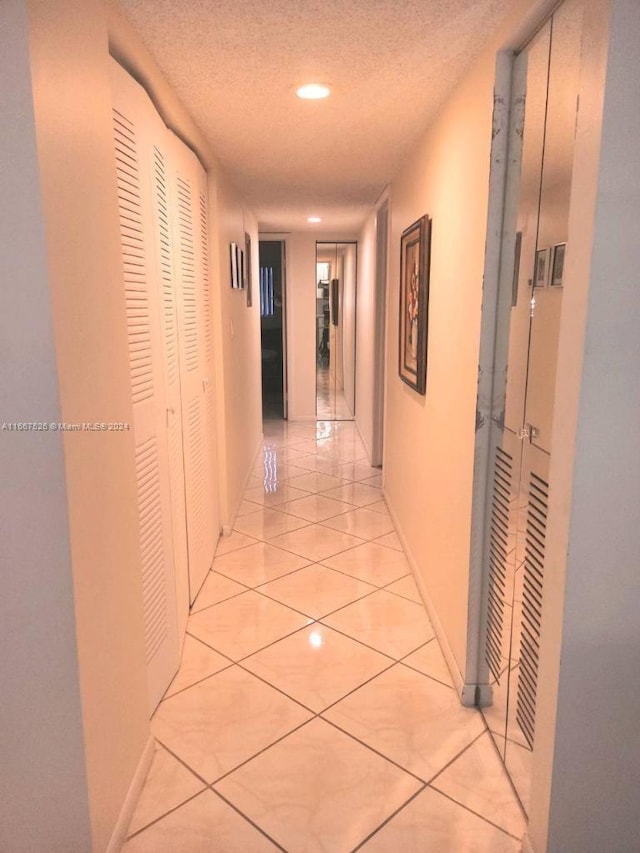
{"left": 124, "top": 419, "right": 526, "bottom": 852}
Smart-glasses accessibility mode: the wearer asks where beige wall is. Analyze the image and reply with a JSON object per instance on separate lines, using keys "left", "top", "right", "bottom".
{"left": 211, "top": 169, "right": 263, "bottom": 523}
{"left": 383, "top": 38, "right": 505, "bottom": 676}
{"left": 0, "top": 2, "right": 93, "bottom": 849}
{"left": 342, "top": 244, "right": 357, "bottom": 415}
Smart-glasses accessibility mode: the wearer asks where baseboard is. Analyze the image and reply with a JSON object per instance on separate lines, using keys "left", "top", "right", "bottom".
{"left": 383, "top": 489, "right": 472, "bottom": 704}
{"left": 106, "top": 734, "right": 155, "bottom": 853}
{"left": 355, "top": 419, "right": 377, "bottom": 468}
{"left": 520, "top": 832, "right": 535, "bottom": 853}
{"left": 222, "top": 435, "right": 264, "bottom": 537}
{"left": 475, "top": 682, "right": 493, "bottom": 707}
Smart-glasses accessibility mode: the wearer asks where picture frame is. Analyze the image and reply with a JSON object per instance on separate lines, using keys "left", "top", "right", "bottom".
{"left": 534, "top": 247, "right": 549, "bottom": 287}
{"left": 550, "top": 242, "right": 566, "bottom": 287}
{"left": 237, "top": 245, "right": 245, "bottom": 290}
{"left": 398, "top": 214, "right": 431, "bottom": 395}
{"left": 244, "top": 232, "right": 253, "bottom": 306}
{"left": 230, "top": 242, "right": 240, "bottom": 289}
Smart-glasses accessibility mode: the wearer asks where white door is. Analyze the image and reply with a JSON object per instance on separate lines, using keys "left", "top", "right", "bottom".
{"left": 111, "top": 59, "right": 221, "bottom": 705}
{"left": 149, "top": 136, "right": 190, "bottom": 643}
{"left": 168, "top": 136, "right": 219, "bottom": 603}
{"left": 481, "top": 0, "right": 584, "bottom": 812}
{"left": 111, "top": 62, "right": 180, "bottom": 713}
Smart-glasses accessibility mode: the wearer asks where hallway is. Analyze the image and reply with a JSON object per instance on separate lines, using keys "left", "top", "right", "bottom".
{"left": 123, "top": 420, "right": 525, "bottom": 851}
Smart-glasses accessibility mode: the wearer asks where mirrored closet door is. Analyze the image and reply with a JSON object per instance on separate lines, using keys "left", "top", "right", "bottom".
{"left": 316, "top": 242, "right": 357, "bottom": 420}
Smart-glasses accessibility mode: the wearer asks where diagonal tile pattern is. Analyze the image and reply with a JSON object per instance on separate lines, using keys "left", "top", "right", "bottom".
{"left": 124, "top": 419, "right": 525, "bottom": 851}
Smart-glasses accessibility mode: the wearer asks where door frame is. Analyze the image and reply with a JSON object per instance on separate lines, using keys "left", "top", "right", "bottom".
{"left": 257, "top": 237, "right": 288, "bottom": 420}
{"left": 465, "top": 49, "right": 526, "bottom": 707}
{"left": 371, "top": 194, "right": 389, "bottom": 467}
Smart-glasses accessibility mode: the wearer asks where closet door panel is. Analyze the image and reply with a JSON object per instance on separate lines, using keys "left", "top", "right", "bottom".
{"left": 169, "top": 139, "right": 218, "bottom": 602}
{"left": 150, "top": 138, "right": 190, "bottom": 644}
{"left": 197, "top": 176, "right": 221, "bottom": 550}
{"left": 110, "top": 61, "right": 179, "bottom": 714}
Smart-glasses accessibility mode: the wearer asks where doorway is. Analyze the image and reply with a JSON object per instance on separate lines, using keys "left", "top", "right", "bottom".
{"left": 480, "top": 0, "right": 584, "bottom": 814}
{"left": 315, "top": 241, "right": 357, "bottom": 421}
{"left": 259, "top": 240, "right": 287, "bottom": 419}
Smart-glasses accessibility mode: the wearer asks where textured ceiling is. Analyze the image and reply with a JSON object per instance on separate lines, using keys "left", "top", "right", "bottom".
{"left": 118, "top": 0, "right": 515, "bottom": 233}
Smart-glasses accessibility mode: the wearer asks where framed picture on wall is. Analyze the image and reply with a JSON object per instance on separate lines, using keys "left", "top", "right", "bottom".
{"left": 244, "top": 232, "right": 253, "bottom": 306}
{"left": 534, "top": 247, "right": 549, "bottom": 287}
{"left": 398, "top": 214, "right": 431, "bottom": 395}
{"left": 230, "top": 242, "right": 240, "bottom": 288}
{"left": 550, "top": 242, "right": 566, "bottom": 286}
{"left": 236, "top": 244, "right": 245, "bottom": 290}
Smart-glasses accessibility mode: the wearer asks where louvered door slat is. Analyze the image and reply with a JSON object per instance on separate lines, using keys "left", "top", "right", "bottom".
{"left": 176, "top": 177, "right": 199, "bottom": 373}
{"left": 515, "top": 473, "right": 549, "bottom": 749}
{"left": 113, "top": 109, "right": 154, "bottom": 407}
{"left": 485, "top": 447, "right": 514, "bottom": 683}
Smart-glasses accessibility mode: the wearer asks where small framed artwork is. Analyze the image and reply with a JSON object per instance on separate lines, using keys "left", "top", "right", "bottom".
{"left": 534, "top": 247, "right": 549, "bottom": 287}
{"left": 244, "top": 232, "right": 253, "bottom": 306}
{"left": 550, "top": 242, "right": 566, "bottom": 287}
{"left": 398, "top": 214, "right": 431, "bottom": 395}
{"left": 236, "top": 244, "right": 245, "bottom": 290}
{"left": 230, "top": 242, "right": 240, "bottom": 288}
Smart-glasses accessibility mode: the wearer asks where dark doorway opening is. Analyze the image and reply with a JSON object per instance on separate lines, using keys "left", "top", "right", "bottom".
{"left": 259, "top": 241, "right": 287, "bottom": 420}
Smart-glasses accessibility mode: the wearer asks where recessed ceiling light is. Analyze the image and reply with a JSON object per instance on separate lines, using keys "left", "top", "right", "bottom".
{"left": 296, "top": 83, "right": 330, "bottom": 100}
{"left": 307, "top": 216, "right": 322, "bottom": 223}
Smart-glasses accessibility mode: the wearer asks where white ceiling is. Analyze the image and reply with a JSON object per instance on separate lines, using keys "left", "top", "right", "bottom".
{"left": 118, "top": 0, "right": 515, "bottom": 233}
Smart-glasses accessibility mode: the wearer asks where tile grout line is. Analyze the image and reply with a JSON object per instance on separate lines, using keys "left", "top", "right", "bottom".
{"left": 250, "top": 574, "right": 382, "bottom": 622}
{"left": 348, "top": 731, "right": 510, "bottom": 851}
{"left": 427, "top": 785, "right": 526, "bottom": 842}
{"left": 124, "top": 789, "right": 209, "bottom": 842}
{"left": 207, "top": 787, "right": 288, "bottom": 852}
{"left": 349, "top": 784, "right": 428, "bottom": 852}
{"left": 127, "top": 744, "right": 288, "bottom": 851}
{"left": 317, "top": 715, "right": 431, "bottom": 787}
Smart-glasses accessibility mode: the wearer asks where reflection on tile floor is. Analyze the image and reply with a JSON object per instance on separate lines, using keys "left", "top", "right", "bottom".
{"left": 124, "top": 419, "right": 526, "bottom": 851}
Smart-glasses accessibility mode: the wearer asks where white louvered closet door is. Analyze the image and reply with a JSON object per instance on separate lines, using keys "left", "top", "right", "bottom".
{"left": 111, "top": 61, "right": 180, "bottom": 714}
{"left": 168, "top": 135, "right": 219, "bottom": 602}
{"left": 149, "top": 128, "right": 190, "bottom": 644}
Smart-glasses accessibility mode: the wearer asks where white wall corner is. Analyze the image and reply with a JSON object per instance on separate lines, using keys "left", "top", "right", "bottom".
{"left": 105, "top": 735, "right": 155, "bottom": 853}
